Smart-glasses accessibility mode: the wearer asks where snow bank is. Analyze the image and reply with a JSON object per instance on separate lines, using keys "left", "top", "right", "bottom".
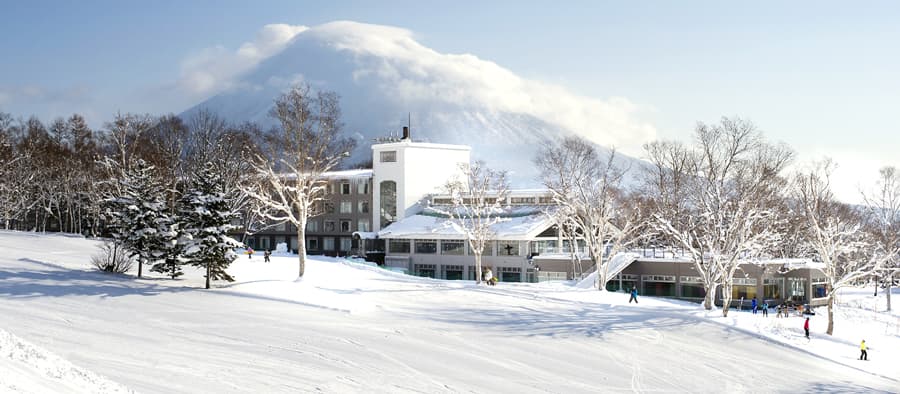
{"left": 0, "top": 328, "right": 133, "bottom": 393}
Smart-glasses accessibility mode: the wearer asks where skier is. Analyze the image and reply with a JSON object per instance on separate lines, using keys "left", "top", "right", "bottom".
{"left": 264, "top": 250, "right": 271, "bottom": 263}
{"left": 629, "top": 286, "right": 639, "bottom": 304}
{"left": 751, "top": 297, "right": 758, "bottom": 314}
{"left": 762, "top": 301, "right": 769, "bottom": 317}
{"left": 803, "top": 317, "right": 810, "bottom": 339}
{"left": 776, "top": 304, "right": 782, "bottom": 318}
{"left": 859, "top": 340, "right": 867, "bottom": 360}
{"left": 247, "top": 247, "right": 254, "bottom": 259}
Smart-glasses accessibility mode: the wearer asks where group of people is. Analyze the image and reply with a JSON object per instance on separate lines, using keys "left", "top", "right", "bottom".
{"left": 482, "top": 268, "right": 498, "bottom": 286}
{"left": 750, "top": 297, "right": 769, "bottom": 316}
{"left": 245, "top": 248, "right": 271, "bottom": 262}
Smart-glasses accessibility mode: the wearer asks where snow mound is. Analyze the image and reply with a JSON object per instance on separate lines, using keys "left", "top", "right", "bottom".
{"left": 0, "top": 328, "right": 133, "bottom": 394}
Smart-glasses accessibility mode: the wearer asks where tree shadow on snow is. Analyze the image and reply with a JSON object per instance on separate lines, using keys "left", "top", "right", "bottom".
{"left": 0, "top": 258, "right": 193, "bottom": 299}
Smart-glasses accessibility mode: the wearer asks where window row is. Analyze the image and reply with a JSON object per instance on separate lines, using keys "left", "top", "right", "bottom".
{"left": 326, "top": 179, "right": 371, "bottom": 195}
{"left": 387, "top": 239, "right": 522, "bottom": 256}
{"left": 307, "top": 219, "right": 371, "bottom": 233}
{"left": 307, "top": 237, "right": 354, "bottom": 252}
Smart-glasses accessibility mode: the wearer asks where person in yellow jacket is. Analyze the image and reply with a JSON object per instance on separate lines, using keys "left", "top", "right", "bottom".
{"left": 859, "top": 340, "right": 867, "bottom": 361}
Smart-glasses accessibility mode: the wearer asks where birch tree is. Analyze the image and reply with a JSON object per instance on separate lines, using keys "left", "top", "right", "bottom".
{"left": 436, "top": 160, "right": 509, "bottom": 284}
{"left": 535, "top": 136, "right": 642, "bottom": 290}
{"left": 793, "top": 160, "right": 872, "bottom": 335}
{"left": 860, "top": 166, "right": 900, "bottom": 312}
{"left": 242, "top": 83, "right": 355, "bottom": 278}
{"left": 645, "top": 117, "right": 793, "bottom": 315}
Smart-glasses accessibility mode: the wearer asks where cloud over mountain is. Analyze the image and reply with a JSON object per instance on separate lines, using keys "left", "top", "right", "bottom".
{"left": 182, "top": 21, "right": 656, "bottom": 182}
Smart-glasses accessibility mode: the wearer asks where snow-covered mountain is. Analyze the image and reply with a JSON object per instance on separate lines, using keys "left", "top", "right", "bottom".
{"left": 181, "top": 21, "right": 656, "bottom": 186}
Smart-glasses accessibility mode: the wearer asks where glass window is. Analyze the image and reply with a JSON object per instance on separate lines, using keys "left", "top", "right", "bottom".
{"left": 307, "top": 238, "right": 318, "bottom": 251}
{"left": 788, "top": 277, "right": 807, "bottom": 302}
{"left": 340, "top": 201, "right": 352, "bottom": 214}
{"left": 357, "top": 178, "right": 369, "bottom": 194}
{"left": 324, "top": 220, "right": 335, "bottom": 232}
{"left": 323, "top": 237, "right": 335, "bottom": 251}
{"left": 340, "top": 237, "right": 352, "bottom": 251}
{"left": 477, "top": 241, "right": 493, "bottom": 256}
{"left": 380, "top": 151, "right": 397, "bottom": 162}
{"left": 306, "top": 220, "right": 318, "bottom": 232}
{"left": 441, "top": 240, "right": 465, "bottom": 255}
{"left": 510, "top": 197, "right": 535, "bottom": 204}
{"left": 680, "top": 284, "right": 706, "bottom": 298}
{"left": 380, "top": 181, "right": 397, "bottom": 228}
{"left": 498, "top": 241, "right": 519, "bottom": 256}
{"left": 357, "top": 219, "right": 370, "bottom": 232}
{"left": 415, "top": 239, "right": 437, "bottom": 254}
{"left": 340, "top": 220, "right": 351, "bottom": 233}
{"left": 324, "top": 202, "right": 335, "bottom": 214}
{"left": 763, "top": 278, "right": 783, "bottom": 299}
{"left": 358, "top": 201, "right": 369, "bottom": 214}
{"left": 388, "top": 239, "right": 410, "bottom": 253}
{"left": 341, "top": 182, "right": 351, "bottom": 195}
{"left": 731, "top": 285, "right": 757, "bottom": 300}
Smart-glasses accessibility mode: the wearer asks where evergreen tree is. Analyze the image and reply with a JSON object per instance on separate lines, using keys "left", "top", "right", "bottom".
{"left": 105, "top": 159, "right": 170, "bottom": 278}
{"left": 150, "top": 211, "right": 189, "bottom": 280}
{"left": 181, "top": 162, "right": 242, "bottom": 289}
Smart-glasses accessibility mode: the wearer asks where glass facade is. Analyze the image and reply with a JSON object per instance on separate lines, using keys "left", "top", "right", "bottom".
{"left": 788, "top": 277, "right": 807, "bottom": 302}
{"left": 498, "top": 241, "right": 519, "bottom": 256}
{"left": 380, "top": 181, "right": 397, "bottom": 228}
{"left": 763, "top": 278, "right": 783, "bottom": 299}
{"left": 388, "top": 239, "right": 410, "bottom": 253}
{"left": 441, "top": 240, "right": 465, "bottom": 255}
{"left": 414, "top": 239, "right": 437, "bottom": 254}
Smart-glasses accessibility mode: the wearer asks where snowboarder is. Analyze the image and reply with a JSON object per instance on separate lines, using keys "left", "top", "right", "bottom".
{"left": 246, "top": 247, "right": 254, "bottom": 259}
{"left": 264, "top": 250, "right": 271, "bottom": 263}
{"left": 859, "top": 340, "right": 867, "bottom": 360}
{"left": 751, "top": 297, "right": 758, "bottom": 314}
{"left": 629, "top": 286, "right": 638, "bottom": 304}
{"left": 803, "top": 317, "right": 810, "bottom": 339}
{"left": 762, "top": 301, "right": 769, "bottom": 317}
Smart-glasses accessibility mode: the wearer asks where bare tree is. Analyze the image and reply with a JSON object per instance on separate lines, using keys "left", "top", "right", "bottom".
{"left": 793, "top": 160, "right": 872, "bottom": 335}
{"left": 536, "top": 136, "right": 642, "bottom": 290}
{"left": 434, "top": 161, "right": 509, "bottom": 284}
{"left": 645, "top": 117, "right": 793, "bottom": 315}
{"left": 242, "top": 83, "right": 355, "bottom": 277}
{"left": 860, "top": 166, "right": 900, "bottom": 312}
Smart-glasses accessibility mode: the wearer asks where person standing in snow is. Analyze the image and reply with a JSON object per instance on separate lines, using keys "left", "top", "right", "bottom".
{"left": 762, "top": 301, "right": 769, "bottom": 317}
{"left": 776, "top": 304, "right": 782, "bottom": 318}
{"left": 483, "top": 268, "right": 495, "bottom": 286}
{"left": 859, "top": 340, "right": 867, "bottom": 360}
{"left": 751, "top": 297, "right": 758, "bottom": 314}
{"left": 803, "top": 317, "right": 810, "bottom": 339}
{"left": 246, "top": 247, "right": 254, "bottom": 259}
{"left": 264, "top": 250, "right": 271, "bottom": 263}
{"left": 629, "top": 286, "right": 639, "bottom": 304}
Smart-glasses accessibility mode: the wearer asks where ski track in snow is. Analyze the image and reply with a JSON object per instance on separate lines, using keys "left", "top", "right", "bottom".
{"left": 1, "top": 231, "right": 899, "bottom": 393}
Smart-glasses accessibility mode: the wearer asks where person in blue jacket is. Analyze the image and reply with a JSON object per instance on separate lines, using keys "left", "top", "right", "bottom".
{"left": 752, "top": 297, "right": 758, "bottom": 314}
{"left": 629, "top": 286, "right": 638, "bottom": 304}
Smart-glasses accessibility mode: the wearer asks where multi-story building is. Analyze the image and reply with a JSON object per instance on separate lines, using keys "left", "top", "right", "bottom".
{"left": 242, "top": 128, "right": 828, "bottom": 306}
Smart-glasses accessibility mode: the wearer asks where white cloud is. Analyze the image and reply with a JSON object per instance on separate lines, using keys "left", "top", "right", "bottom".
{"left": 178, "top": 24, "right": 308, "bottom": 98}
{"left": 180, "top": 21, "right": 656, "bottom": 154}
{"left": 305, "top": 21, "right": 656, "bottom": 155}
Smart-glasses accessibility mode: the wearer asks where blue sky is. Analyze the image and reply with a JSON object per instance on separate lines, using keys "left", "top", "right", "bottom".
{"left": 1, "top": 1, "right": 899, "bottom": 202}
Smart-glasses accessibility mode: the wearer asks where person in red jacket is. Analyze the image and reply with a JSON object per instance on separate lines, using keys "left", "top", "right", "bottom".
{"left": 803, "top": 317, "right": 810, "bottom": 339}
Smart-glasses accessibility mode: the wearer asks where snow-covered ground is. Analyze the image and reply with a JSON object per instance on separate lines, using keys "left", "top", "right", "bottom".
{"left": 0, "top": 231, "right": 897, "bottom": 393}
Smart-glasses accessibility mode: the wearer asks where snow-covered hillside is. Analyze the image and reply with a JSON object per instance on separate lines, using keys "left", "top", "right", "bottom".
{"left": 180, "top": 21, "right": 650, "bottom": 186}
{"left": 0, "top": 231, "right": 897, "bottom": 393}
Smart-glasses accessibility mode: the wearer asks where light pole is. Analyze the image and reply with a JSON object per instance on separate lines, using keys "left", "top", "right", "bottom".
{"left": 874, "top": 273, "right": 878, "bottom": 297}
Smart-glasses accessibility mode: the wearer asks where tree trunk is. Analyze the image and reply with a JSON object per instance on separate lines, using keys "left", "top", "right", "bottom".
{"left": 703, "top": 283, "right": 715, "bottom": 310}
{"left": 296, "top": 228, "right": 307, "bottom": 277}
{"left": 887, "top": 279, "right": 893, "bottom": 312}
{"left": 721, "top": 282, "right": 732, "bottom": 317}
{"left": 826, "top": 296, "right": 834, "bottom": 335}
{"left": 137, "top": 258, "right": 143, "bottom": 278}
{"left": 474, "top": 253, "right": 483, "bottom": 284}
{"left": 205, "top": 263, "right": 211, "bottom": 289}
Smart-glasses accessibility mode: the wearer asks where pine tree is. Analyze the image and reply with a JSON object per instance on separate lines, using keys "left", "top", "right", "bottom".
{"left": 105, "top": 159, "right": 170, "bottom": 278}
{"left": 150, "top": 211, "right": 189, "bottom": 280}
{"left": 181, "top": 162, "right": 242, "bottom": 289}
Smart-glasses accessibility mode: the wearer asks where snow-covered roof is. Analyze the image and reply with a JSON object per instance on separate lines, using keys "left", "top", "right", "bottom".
{"left": 372, "top": 140, "right": 471, "bottom": 151}
{"left": 321, "top": 169, "right": 374, "bottom": 179}
{"left": 378, "top": 207, "right": 555, "bottom": 240}
{"left": 352, "top": 231, "right": 378, "bottom": 240}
